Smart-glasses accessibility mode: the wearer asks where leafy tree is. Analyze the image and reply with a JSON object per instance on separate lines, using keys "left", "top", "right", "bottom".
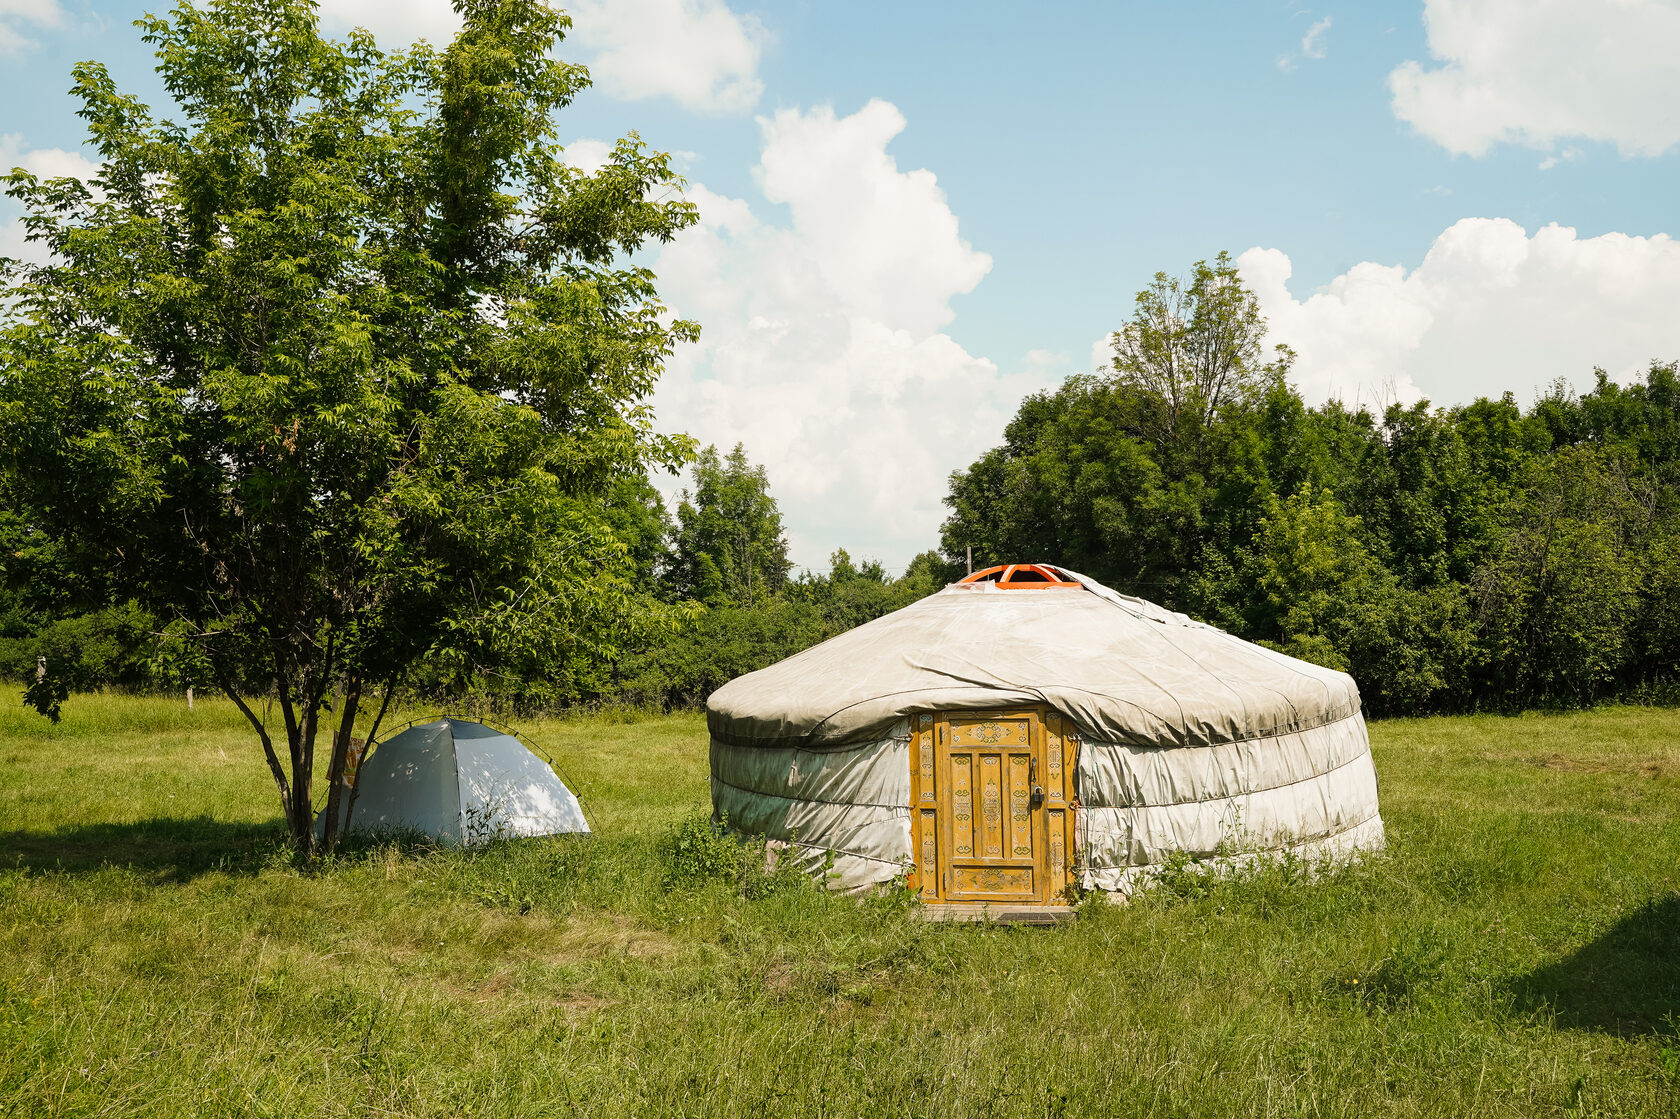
{"left": 1107, "top": 250, "right": 1292, "bottom": 465}
{"left": 612, "top": 597, "right": 828, "bottom": 709}
{"left": 1473, "top": 448, "right": 1650, "bottom": 703}
{"left": 1247, "top": 485, "right": 1385, "bottom": 670}
{"left": 667, "top": 443, "right": 791, "bottom": 605}
{"left": 1633, "top": 519, "right": 1680, "bottom": 684}
{"left": 612, "top": 545, "right": 947, "bottom": 710}
{"left": 941, "top": 375, "right": 1207, "bottom": 599}
{"left": 0, "top": 0, "right": 697, "bottom": 852}
{"left": 603, "top": 473, "right": 676, "bottom": 589}
{"left": 944, "top": 256, "right": 1307, "bottom": 605}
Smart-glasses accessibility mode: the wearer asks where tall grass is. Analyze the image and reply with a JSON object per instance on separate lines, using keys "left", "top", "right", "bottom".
{"left": 2, "top": 697, "right": 1678, "bottom": 1116}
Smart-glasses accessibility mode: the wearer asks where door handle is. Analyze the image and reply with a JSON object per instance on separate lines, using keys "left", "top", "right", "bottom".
{"left": 1029, "top": 756, "right": 1045, "bottom": 809}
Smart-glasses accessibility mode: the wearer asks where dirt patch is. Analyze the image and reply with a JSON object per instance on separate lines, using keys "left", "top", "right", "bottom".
{"left": 1526, "top": 754, "right": 1667, "bottom": 779}
{"left": 555, "top": 993, "right": 617, "bottom": 1016}
{"left": 477, "top": 970, "right": 516, "bottom": 998}
{"left": 762, "top": 961, "right": 799, "bottom": 995}
{"left": 542, "top": 912, "right": 680, "bottom": 962}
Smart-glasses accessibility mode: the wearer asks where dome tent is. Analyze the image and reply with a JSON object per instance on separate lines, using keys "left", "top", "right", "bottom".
{"left": 320, "top": 717, "right": 588, "bottom": 845}
{"left": 707, "top": 564, "right": 1382, "bottom": 907}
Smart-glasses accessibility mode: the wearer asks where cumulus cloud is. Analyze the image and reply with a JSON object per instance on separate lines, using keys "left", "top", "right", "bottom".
{"left": 0, "top": 0, "right": 61, "bottom": 53}
{"left": 649, "top": 100, "right": 1032, "bottom": 570}
{"left": 1, "top": 134, "right": 99, "bottom": 182}
{"left": 314, "top": 0, "right": 461, "bottom": 45}
{"left": 315, "top": 0, "right": 766, "bottom": 114}
{"left": 560, "top": 137, "right": 614, "bottom": 175}
{"left": 568, "top": 0, "right": 766, "bottom": 114}
{"left": 1389, "top": 0, "right": 1680, "bottom": 157}
{"left": 1, "top": 134, "right": 101, "bottom": 263}
{"left": 1238, "top": 219, "right": 1680, "bottom": 408}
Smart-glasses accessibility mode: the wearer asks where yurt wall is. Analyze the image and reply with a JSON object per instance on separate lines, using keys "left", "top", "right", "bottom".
{"left": 706, "top": 565, "right": 1384, "bottom": 908}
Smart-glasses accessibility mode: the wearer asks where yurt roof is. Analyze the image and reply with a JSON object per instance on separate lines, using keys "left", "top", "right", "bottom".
{"left": 706, "top": 567, "right": 1360, "bottom": 750}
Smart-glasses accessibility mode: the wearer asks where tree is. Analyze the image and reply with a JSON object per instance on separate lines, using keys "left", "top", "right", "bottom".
{"left": 0, "top": 0, "right": 698, "bottom": 853}
{"left": 1473, "top": 447, "right": 1650, "bottom": 704}
{"left": 1107, "top": 250, "right": 1291, "bottom": 464}
{"left": 667, "top": 444, "right": 791, "bottom": 605}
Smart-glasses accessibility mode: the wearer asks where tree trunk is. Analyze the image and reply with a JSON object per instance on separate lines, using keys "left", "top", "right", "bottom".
{"left": 320, "top": 676, "right": 364, "bottom": 852}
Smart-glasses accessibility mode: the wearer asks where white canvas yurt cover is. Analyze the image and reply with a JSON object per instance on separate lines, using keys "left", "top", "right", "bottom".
{"left": 322, "top": 717, "right": 589, "bottom": 845}
{"left": 707, "top": 565, "right": 1382, "bottom": 903}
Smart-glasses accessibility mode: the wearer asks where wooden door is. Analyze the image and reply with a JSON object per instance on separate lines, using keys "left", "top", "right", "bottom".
{"left": 907, "top": 708, "right": 1078, "bottom": 906}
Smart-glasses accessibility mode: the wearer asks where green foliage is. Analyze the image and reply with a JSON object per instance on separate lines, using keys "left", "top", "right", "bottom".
{"left": 666, "top": 443, "right": 791, "bottom": 605}
{"left": 660, "top": 810, "right": 746, "bottom": 887}
{"left": 658, "top": 810, "right": 824, "bottom": 899}
{"left": 613, "top": 596, "right": 829, "bottom": 709}
{"left": 1473, "top": 447, "right": 1650, "bottom": 704}
{"left": 944, "top": 247, "right": 1680, "bottom": 714}
{"left": 0, "top": 0, "right": 698, "bottom": 848}
{"left": 611, "top": 546, "right": 946, "bottom": 710}
{"left": 1108, "top": 250, "right": 1293, "bottom": 467}
{"left": 1249, "top": 484, "right": 1382, "bottom": 670}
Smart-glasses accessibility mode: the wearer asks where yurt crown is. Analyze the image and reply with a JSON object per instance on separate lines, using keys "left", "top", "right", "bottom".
{"left": 957, "top": 563, "right": 1083, "bottom": 589}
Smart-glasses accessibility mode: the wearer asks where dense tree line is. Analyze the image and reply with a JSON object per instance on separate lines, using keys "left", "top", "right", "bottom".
{"left": 7, "top": 173, "right": 1677, "bottom": 721}
{"left": 941, "top": 255, "right": 1680, "bottom": 714}
{"left": 0, "top": 437, "right": 946, "bottom": 712}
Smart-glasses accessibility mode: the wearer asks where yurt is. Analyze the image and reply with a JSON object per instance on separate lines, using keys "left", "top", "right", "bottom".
{"left": 320, "top": 717, "right": 589, "bottom": 845}
{"left": 707, "top": 564, "right": 1382, "bottom": 909}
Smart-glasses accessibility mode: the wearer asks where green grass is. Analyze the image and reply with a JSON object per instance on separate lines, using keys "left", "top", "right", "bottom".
{"left": 2, "top": 696, "right": 1679, "bottom": 1117}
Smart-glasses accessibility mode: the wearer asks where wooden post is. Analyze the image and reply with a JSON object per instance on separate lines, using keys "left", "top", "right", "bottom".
{"left": 36, "top": 655, "right": 45, "bottom": 683}
{"left": 187, "top": 686, "right": 194, "bottom": 711}
{"left": 966, "top": 545, "right": 972, "bottom": 575}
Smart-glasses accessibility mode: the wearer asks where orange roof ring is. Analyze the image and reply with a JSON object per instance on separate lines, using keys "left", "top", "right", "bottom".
{"left": 957, "top": 563, "right": 1083, "bottom": 589}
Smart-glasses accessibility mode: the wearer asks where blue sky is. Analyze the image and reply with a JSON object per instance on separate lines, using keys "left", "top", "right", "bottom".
{"left": 4, "top": 0, "right": 1679, "bottom": 570}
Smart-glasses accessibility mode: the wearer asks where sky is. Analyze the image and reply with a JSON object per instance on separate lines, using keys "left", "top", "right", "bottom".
{"left": 3, "top": 0, "right": 1679, "bottom": 572}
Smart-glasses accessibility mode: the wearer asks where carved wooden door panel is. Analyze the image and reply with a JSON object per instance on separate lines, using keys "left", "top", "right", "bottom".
{"left": 938, "top": 711, "right": 1041, "bottom": 903}
{"left": 907, "top": 707, "right": 1079, "bottom": 906}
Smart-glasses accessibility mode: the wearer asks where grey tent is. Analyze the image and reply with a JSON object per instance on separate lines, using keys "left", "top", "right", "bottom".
{"left": 707, "top": 564, "right": 1382, "bottom": 906}
{"left": 321, "top": 717, "right": 589, "bottom": 845}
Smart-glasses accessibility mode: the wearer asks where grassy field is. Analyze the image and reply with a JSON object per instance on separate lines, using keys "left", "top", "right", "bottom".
{"left": 1, "top": 696, "right": 1678, "bottom": 1117}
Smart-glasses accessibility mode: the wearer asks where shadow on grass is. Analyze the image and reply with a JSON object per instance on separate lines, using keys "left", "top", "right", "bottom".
{"left": 1512, "top": 895, "right": 1680, "bottom": 1037}
{"left": 0, "top": 815, "right": 288, "bottom": 880}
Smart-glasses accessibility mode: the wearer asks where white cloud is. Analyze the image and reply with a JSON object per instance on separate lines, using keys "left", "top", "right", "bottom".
{"left": 649, "top": 100, "right": 1031, "bottom": 570}
{"left": 314, "top": 0, "right": 461, "bottom": 45}
{"left": 1537, "top": 146, "right": 1583, "bottom": 171}
{"left": 0, "top": 0, "right": 61, "bottom": 53}
{"left": 1089, "top": 335, "right": 1112, "bottom": 376}
{"left": 1239, "top": 219, "right": 1680, "bottom": 408}
{"left": 560, "top": 137, "right": 614, "bottom": 175}
{"left": 755, "top": 101, "right": 992, "bottom": 336}
{"left": 1, "top": 134, "right": 101, "bottom": 263}
{"left": 1023, "top": 348, "right": 1071, "bottom": 377}
{"left": 1389, "top": 0, "right": 1680, "bottom": 157}
{"left": 1278, "top": 13, "right": 1332, "bottom": 71}
{"left": 315, "top": 0, "right": 766, "bottom": 114}
{"left": 567, "top": 0, "right": 767, "bottom": 114}
{"left": 1, "top": 134, "right": 99, "bottom": 182}
{"left": 1301, "top": 16, "right": 1332, "bottom": 59}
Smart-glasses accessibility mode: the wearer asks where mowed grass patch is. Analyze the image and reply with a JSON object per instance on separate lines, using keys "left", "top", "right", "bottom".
{"left": 0, "top": 698, "right": 1677, "bottom": 1117}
